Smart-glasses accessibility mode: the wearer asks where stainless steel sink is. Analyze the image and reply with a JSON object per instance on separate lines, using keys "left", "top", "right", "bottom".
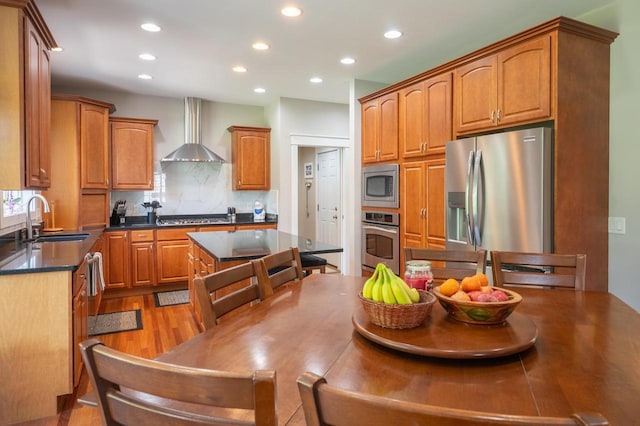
{"left": 34, "top": 233, "right": 90, "bottom": 242}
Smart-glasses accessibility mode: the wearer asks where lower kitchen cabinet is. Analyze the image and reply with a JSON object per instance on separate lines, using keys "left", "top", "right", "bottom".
{"left": 72, "top": 262, "right": 88, "bottom": 388}
{"left": 157, "top": 228, "right": 195, "bottom": 284}
{"left": 130, "top": 229, "right": 155, "bottom": 287}
{"left": 105, "top": 231, "right": 129, "bottom": 289}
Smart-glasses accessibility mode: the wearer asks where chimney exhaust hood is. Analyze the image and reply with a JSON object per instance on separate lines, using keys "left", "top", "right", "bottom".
{"left": 161, "top": 97, "right": 226, "bottom": 163}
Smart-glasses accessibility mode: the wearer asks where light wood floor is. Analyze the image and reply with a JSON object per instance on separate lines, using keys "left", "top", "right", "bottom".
{"left": 18, "top": 293, "right": 200, "bottom": 426}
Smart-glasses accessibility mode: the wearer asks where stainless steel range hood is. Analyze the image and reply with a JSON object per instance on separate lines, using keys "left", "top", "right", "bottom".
{"left": 161, "top": 97, "right": 225, "bottom": 163}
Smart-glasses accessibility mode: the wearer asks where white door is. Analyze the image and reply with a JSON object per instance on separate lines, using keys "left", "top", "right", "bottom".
{"left": 316, "top": 149, "right": 342, "bottom": 269}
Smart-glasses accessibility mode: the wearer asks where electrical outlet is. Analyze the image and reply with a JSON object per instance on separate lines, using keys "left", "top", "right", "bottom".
{"left": 608, "top": 217, "right": 626, "bottom": 234}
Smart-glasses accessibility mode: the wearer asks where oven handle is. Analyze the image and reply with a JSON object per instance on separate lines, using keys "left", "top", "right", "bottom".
{"left": 362, "top": 224, "right": 398, "bottom": 234}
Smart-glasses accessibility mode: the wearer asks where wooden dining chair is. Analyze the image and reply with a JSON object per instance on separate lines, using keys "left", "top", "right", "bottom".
{"left": 491, "top": 251, "right": 587, "bottom": 290}
{"left": 404, "top": 247, "right": 487, "bottom": 282}
{"left": 195, "top": 260, "right": 266, "bottom": 330}
{"left": 297, "top": 372, "right": 607, "bottom": 426}
{"left": 254, "top": 247, "right": 304, "bottom": 297}
{"left": 81, "top": 338, "right": 277, "bottom": 426}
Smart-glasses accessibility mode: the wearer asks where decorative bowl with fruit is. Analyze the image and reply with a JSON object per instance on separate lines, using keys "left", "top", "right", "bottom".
{"left": 433, "top": 275, "right": 522, "bottom": 325}
{"left": 359, "top": 263, "right": 437, "bottom": 329}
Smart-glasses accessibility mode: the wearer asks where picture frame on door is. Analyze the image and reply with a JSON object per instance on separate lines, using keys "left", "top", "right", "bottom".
{"left": 304, "top": 162, "right": 313, "bottom": 178}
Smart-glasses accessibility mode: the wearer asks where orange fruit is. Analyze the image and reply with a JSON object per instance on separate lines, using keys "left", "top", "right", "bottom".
{"left": 439, "top": 278, "right": 460, "bottom": 297}
{"left": 475, "top": 273, "right": 489, "bottom": 287}
{"left": 461, "top": 275, "right": 481, "bottom": 292}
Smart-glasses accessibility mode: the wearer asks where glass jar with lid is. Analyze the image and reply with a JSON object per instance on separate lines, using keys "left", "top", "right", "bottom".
{"left": 404, "top": 260, "right": 434, "bottom": 291}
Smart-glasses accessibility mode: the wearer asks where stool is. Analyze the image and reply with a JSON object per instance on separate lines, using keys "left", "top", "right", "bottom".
{"left": 300, "top": 254, "right": 327, "bottom": 276}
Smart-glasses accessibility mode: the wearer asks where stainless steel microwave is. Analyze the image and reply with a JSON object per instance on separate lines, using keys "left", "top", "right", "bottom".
{"left": 362, "top": 164, "right": 399, "bottom": 208}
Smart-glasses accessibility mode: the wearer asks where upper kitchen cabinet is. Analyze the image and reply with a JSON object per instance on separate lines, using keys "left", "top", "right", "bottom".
{"left": 454, "top": 35, "right": 552, "bottom": 135}
{"left": 362, "top": 92, "right": 399, "bottom": 164}
{"left": 400, "top": 73, "right": 452, "bottom": 159}
{"left": 0, "top": 1, "right": 56, "bottom": 189}
{"left": 110, "top": 117, "right": 158, "bottom": 190}
{"left": 46, "top": 95, "right": 115, "bottom": 230}
{"left": 228, "top": 126, "right": 271, "bottom": 190}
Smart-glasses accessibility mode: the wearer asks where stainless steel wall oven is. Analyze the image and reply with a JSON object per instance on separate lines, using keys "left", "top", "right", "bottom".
{"left": 361, "top": 211, "right": 400, "bottom": 275}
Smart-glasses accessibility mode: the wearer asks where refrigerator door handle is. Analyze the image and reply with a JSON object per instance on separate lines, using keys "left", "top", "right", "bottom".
{"left": 472, "top": 149, "right": 482, "bottom": 246}
{"left": 466, "top": 151, "right": 475, "bottom": 245}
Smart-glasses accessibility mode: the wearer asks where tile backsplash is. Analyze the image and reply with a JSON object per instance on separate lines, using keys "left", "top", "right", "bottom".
{"left": 111, "top": 162, "right": 278, "bottom": 217}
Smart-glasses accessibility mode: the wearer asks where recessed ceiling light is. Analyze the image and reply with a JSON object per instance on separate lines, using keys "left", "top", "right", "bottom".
{"left": 51, "top": 46, "right": 63, "bottom": 52}
{"left": 281, "top": 6, "right": 302, "bottom": 17}
{"left": 254, "top": 87, "right": 266, "bottom": 94}
{"left": 252, "top": 41, "right": 270, "bottom": 51}
{"left": 233, "top": 65, "right": 247, "bottom": 73}
{"left": 340, "top": 57, "right": 356, "bottom": 65}
{"left": 139, "top": 53, "right": 156, "bottom": 61}
{"left": 140, "top": 23, "right": 161, "bottom": 32}
{"left": 384, "top": 30, "right": 403, "bottom": 39}
{"left": 309, "top": 77, "right": 323, "bottom": 84}
{"left": 138, "top": 74, "right": 153, "bottom": 80}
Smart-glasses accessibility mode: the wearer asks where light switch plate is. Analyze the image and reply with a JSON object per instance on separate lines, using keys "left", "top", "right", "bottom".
{"left": 608, "top": 217, "right": 626, "bottom": 234}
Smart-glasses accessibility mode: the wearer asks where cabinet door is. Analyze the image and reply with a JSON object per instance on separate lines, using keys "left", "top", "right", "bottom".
{"left": 80, "top": 103, "right": 110, "bottom": 189}
{"left": 400, "top": 82, "right": 426, "bottom": 158}
{"left": 80, "top": 192, "right": 108, "bottom": 228}
{"left": 424, "top": 73, "right": 452, "bottom": 156}
{"left": 361, "top": 99, "right": 379, "bottom": 164}
{"left": 232, "top": 128, "right": 271, "bottom": 190}
{"left": 105, "top": 231, "right": 129, "bottom": 289}
{"left": 72, "top": 280, "right": 87, "bottom": 387}
{"left": 497, "top": 35, "right": 551, "bottom": 126}
{"left": 24, "top": 17, "right": 51, "bottom": 188}
{"left": 157, "top": 240, "right": 190, "bottom": 284}
{"left": 401, "top": 161, "right": 426, "bottom": 249}
{"left": 425, "top": 158, "right": 446, "bottom": 248}
{"left": 131, "top": 242, "right": 155, "bottom": 286}
{"left": 454, "top": 55, "right": 497, "bottom": 134}
{"left": 111, "top": 119, "right": 156, "bottom": 190}
{"left": 377, "top": 92, "right": 399, "bottom": 162}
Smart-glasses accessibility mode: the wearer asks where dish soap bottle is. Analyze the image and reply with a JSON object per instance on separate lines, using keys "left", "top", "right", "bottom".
{"left": 253, "top": 200, "right": 265, "bottom": 221}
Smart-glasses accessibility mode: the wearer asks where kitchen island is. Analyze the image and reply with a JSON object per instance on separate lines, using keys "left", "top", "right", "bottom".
{"left": 187, "top": 229, "right": 343, "bottom": 328}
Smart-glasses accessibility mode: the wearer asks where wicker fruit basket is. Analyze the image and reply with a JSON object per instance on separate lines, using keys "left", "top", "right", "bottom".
{"left": 358, "top": 290, "right": 436, "bottom": 329}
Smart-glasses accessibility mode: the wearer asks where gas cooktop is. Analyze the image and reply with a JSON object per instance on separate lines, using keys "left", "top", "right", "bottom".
{"left": 156, "top": 217, "right": 231, "bottom": 226}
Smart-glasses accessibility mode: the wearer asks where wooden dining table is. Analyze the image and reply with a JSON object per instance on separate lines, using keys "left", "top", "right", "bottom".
{"left": 157, "top": 274, "right": 640, "bottom": 425}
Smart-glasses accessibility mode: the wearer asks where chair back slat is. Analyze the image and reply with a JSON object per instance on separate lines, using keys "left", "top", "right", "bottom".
{"left": 195, "top": 261, "right": 264, "bottom": 330}
{"left": 81, "top": 339, "right": 277, "bottom": 425}
{"left": 491, "top": 251, "right": 586, "bottom": 290}
{"left": 254, "top": 248, "right": 304, "bottom": 297}
{"left": 404, "top": 248, "right": 487, "bottom": 282}
{"left": 297, "top": 372, "right": 607, "bottom": 426}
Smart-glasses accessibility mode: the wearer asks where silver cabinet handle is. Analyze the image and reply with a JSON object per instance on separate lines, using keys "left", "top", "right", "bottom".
{"left": 490, "top": 110, "right": 495, "bottom": 124}
{"left": 497, "top": 109, "right": 502, "bottom": 122}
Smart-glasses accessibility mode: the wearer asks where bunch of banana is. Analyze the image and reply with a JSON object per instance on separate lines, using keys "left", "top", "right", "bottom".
{"left": 362, "top": 263, "right": 421, "bottom": 305}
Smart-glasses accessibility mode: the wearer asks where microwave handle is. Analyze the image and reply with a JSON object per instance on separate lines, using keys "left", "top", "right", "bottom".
{"left": 362, "top": 225, "right": 398, "bottom": 234}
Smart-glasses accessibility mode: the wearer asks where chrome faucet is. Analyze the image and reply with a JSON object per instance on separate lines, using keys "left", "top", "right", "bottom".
{"left": 26, "top": 194, "right": 50, "bottom": 240}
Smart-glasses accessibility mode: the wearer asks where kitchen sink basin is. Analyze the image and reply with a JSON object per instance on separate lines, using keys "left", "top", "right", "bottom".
{"left": 34, "top": 233, "right": 90, "bottom": 242}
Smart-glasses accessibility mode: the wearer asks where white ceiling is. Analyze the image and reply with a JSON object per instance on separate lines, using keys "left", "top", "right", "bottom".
{"left": 37, "top": 0, "right": 614, "bottom": 106}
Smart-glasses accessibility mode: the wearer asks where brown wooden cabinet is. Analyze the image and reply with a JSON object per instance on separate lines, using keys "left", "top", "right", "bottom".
{"left": 72, "top": 264, "right": 88, "bottom": 388}
{"left": 400, "top": 159, "right": 446, "bottom": 263}
{"left": 130, "top": 229, "right": 156, "bottom": 287}
{"left": 110, "top": 117, "right": 158, "bottom": 190}
{"left": 228, "top": 126, "right": 271, "bottom": 190}
{"left": 157, "top": 227, "right": 195, "bottom": 284}
{"left": 454, "top": 35, "right": 552, "bottom": 135}
{"left": 46, "top": 95, "right": 115, "bottom": 230}
{"left": 361, "top": 92, "right": 399, "bottom": 164}
{"left": 105, "top": 231, "right": 129, "bottom": 289}
{"left": 400, "top": 73, "right": 452, "bottom": 159}
{"left": 0, "top": 2, "right": 55, "bottom": 190}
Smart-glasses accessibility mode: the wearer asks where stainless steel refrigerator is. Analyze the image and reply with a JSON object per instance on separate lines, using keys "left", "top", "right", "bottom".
{"left": 445, "top": 127, "right": 553, "bottom": 255}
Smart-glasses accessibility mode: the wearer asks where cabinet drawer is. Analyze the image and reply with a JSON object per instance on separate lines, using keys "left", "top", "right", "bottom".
{"left": 157, "top": 227, "right": 196, "bottom": 241}
{"left": 130, "top": 229, "right": 154, "bottom": 242}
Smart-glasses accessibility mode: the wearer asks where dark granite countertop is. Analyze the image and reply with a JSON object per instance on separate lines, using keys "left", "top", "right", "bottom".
{"left": 0, "top": 228, "right": 103, "bottom": 275}
{"left": 188, "top": 229, "right": 343, "bottom": 262}
{"left": 105, "top": 213, "right": 277, "bottom": 231}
